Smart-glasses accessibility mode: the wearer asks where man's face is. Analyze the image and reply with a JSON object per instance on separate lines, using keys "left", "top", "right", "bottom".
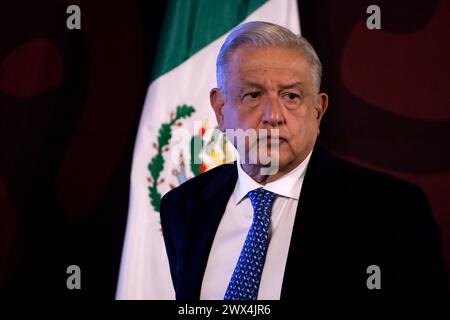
{"left": 211, "top": 45, "right": 328, "bottom": 175}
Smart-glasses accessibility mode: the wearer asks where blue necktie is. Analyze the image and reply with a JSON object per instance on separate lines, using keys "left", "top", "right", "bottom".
{"left": 224, "top": 188, "right": 277, "bottom": 300}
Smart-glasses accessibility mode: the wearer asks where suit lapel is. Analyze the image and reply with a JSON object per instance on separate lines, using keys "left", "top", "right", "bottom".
{"left": 280, "top": 144, "right": 341, "bottom": 299}
{"left": 176, "top": 164, "right": 238, "bottom": 300}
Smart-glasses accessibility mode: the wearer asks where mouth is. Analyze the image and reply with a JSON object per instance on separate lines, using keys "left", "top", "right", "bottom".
{"left": 265, "top": 135, "right": 287, "bottom": 141}
{"left": 258, "top": 136, "right": 287, "bottom": 146}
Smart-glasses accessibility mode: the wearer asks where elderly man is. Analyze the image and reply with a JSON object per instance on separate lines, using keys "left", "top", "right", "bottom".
{"left": 160, "top": 21, "right": 448, "bottom": 300}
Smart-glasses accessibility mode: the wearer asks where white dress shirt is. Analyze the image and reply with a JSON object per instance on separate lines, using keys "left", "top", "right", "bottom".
{"left": 200, "top": 151, "right": 312, "bottom": 300}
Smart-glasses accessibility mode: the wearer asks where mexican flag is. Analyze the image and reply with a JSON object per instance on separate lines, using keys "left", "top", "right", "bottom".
{"left": 116, "top": 0, "right": 300, "bottom": 299}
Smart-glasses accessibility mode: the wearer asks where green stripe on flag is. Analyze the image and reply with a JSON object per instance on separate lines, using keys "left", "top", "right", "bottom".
{"left": 151, "top": 0, "right": 268, "bottom": 81}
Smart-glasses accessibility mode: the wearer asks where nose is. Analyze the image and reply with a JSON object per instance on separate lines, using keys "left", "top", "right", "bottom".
{"left": 261, "top": 94, "right": 285, "bottom": 127}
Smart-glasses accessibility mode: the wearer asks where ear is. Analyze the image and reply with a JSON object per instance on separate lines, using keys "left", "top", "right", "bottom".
{"left": 210, "top": 88, "right": 226, "bottom": 131}
{"left": 315, "top": 92, "right": 328, "bottom": 134}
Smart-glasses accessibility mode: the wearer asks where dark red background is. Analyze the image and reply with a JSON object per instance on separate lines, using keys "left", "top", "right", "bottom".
{"left": 1, "top": 0, "right": 449, "bottom": 298}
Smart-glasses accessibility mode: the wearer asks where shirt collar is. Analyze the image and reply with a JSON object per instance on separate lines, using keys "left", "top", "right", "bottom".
{"left": 234, "top": 150, "right": 313, "bottom": 204}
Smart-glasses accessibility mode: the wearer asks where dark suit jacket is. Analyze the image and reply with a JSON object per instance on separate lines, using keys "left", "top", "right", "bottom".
{"left": 160, "top": 144, "right": 448, "bottom": 301}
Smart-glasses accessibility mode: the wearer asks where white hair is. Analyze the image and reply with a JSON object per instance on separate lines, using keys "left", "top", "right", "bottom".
{"left": 216, "top": 21, "right": 323, "bottom": 93}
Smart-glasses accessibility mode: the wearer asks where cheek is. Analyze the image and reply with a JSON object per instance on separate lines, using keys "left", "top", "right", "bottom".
{"left": 287, "top": 114, "right": 318, "bottom": 142}
{"left": 224, "top": 104, "right": 260, "bottom": 130}
{"left": 222, "top": 104, "right": 239, "bottom": 128}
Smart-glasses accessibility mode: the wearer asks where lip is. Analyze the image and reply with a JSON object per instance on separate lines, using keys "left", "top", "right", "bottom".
{"left": 264, "top": 136, "right": 287, "bottom": 142}
{"left": 258, "top": 137, "right": 287, "bottom": 146}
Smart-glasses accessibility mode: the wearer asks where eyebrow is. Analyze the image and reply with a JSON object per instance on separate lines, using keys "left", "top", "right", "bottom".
{"left": 279, "top": 82, "right": 303, "bottom": 90}
{"left": 240, "top": 81, "right": 303, "bottom": 91}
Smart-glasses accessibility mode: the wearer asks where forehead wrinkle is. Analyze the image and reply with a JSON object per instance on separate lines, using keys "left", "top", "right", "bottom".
{"left": 239, "top": 81, "right": 265, "bottom": 89}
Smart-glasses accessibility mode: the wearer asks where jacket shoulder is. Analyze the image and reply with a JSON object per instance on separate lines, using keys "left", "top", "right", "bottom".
{"left": 161, "top": 163, "right": 236, "bottom": 203}
{"left": 329, "top": 153, "right": 422, "bottom": 197}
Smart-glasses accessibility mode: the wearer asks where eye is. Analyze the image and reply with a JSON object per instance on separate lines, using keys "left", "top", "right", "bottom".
{"left": 241, "top": 91, "right": 262, "bottom": 106}
{"left": 286, "top": 92, "right": 300, "bottom": 100}
{"left": 282, "top": 92, "right": 301, "bottom": 108}
{"left": 244, "top": 92, "right": 261, "bottom": 99}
